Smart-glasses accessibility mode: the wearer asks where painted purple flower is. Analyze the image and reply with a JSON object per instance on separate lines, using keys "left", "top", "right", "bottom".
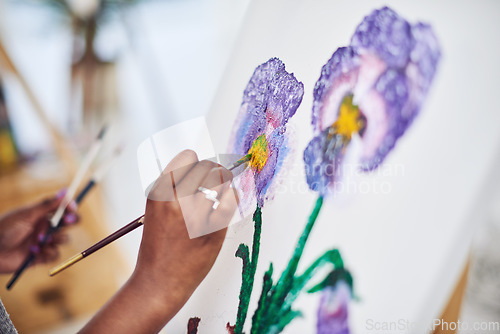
{"left": 305, "top": 7, "right": 440, "bottom": 195}
{"left": 317, "top": 281, "right": 352, "bottom": 334}
{"left": 229, "top": 58, "right": 304, "bottom": 213}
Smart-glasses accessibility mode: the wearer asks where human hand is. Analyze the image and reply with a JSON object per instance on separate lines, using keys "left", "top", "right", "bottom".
{"left": 80, "top": 150, "right": 237, "bottom": 334}
{"left": 133, "top": 149, "right": 236, "bottom": 309}
{"left": 0, "top": 192, "right": 79, "bottom": 274}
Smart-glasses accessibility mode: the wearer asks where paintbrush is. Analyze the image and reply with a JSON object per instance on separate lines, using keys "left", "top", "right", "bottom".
{"left": 5, "top": 132, "right": 114, "bottom": 290}
{"left": 49, "top": 154, "right": 252, "bottom": 277}
{"left": 48, "top": 125, "right": 108, "bottom": 229}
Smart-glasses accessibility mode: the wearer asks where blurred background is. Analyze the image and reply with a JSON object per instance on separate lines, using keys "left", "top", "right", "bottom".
{"left": 0, "top": 0, "right": 248, "bottom": 332}
{"left": 0, "top": 0, "right": 499, "bottom": 333}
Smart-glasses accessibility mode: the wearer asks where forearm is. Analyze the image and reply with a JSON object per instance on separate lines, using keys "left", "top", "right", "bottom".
{"left": 79, "top": 152, "right": 232, "bottom": 333}
{"left": 79, "top": 274, "right": 186, "bottom": 334}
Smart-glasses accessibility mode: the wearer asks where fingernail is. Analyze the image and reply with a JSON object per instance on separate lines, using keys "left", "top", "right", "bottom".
{"left": 56, "top": 188, "right": 67, "bottom": 199}
{"left": 68, "top": 200, "right": 78, "bottom": 211}
{"left": 37, "top": 233, "right": 45, "bottom": 243}
{"left": 30, "top": 245, "right": 40, "bottom": 254}
{"left": 64, "top": 213, "right": 77, "bottom": 225}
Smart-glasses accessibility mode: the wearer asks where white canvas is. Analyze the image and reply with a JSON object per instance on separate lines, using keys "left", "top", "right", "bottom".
{"left": 163, "top": 1, "right": 500, "bottom": 333}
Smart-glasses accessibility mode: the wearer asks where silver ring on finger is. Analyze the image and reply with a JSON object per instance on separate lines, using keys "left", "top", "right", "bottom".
{"left": 198, "top": 186, "right": 220, "bottom": 209}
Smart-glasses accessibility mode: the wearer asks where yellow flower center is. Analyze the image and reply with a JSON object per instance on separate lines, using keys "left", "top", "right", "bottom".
{"left": 247, "top": 134, "right": 269, "bottom": 171}
{"left": 332, "top": 95, "right": 365, "bottom": 140}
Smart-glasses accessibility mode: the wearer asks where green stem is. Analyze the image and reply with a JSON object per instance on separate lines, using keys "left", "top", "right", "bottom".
{"left": 297, "top": 249, "right": 343, "bottom": 289}
{"left": 234, "top": 206, "right": 262, "bottom": 334}
{"left": 284, "top": 249, "right": 343, "bottom": 309}
{"left": 250, "top": 263, "right": 274, "bottom": 334}
{"left": 259, "top": 196, "right": 324, "bottom": 328}
{"left": 273, "top": 197, "right": 323, "bottom": 304}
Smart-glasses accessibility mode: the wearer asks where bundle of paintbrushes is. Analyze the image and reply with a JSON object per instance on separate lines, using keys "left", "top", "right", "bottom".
{"left": 6, "top": 125, "right": 122, "bottom": 289}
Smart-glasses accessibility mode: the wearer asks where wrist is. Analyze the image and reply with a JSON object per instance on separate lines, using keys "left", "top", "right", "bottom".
{"left": 127, "top": 268, "right": 189, "bottom": 319}
{"left": 79, "top": 272, "right": 184, "bottom": 334}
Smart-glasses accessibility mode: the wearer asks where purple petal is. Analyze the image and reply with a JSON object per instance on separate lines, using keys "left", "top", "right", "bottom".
{"left": 232, "top": 104, "right": 267, "bottom": 155}
{"left": 312, "top": 47, "right": 360, "bottom": 133}
{"left": 242, "top": 58, "right": 303, "bottom": 125}
{"left": 410, "top": 23, "right": 441, "bottom": 91}
{"left": 229, "top": 58, "right": 304, "bottom": 211}
{"left": 254, "top": 129, "right": 284, "bottom": 206}
{"left": 306, "top": 7, "right": 441, "bottom": 189}
{"left": 359, "top": 68, "right": 410, "bottom": 170}
{"left": 317, "top": 282, "right": 351, "bottom": 334}
{"left": 351, "top": 6, "right": 414, "bottom": 69}
{"left": 304, "top": 129, "right": 346, "bottom": 196}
